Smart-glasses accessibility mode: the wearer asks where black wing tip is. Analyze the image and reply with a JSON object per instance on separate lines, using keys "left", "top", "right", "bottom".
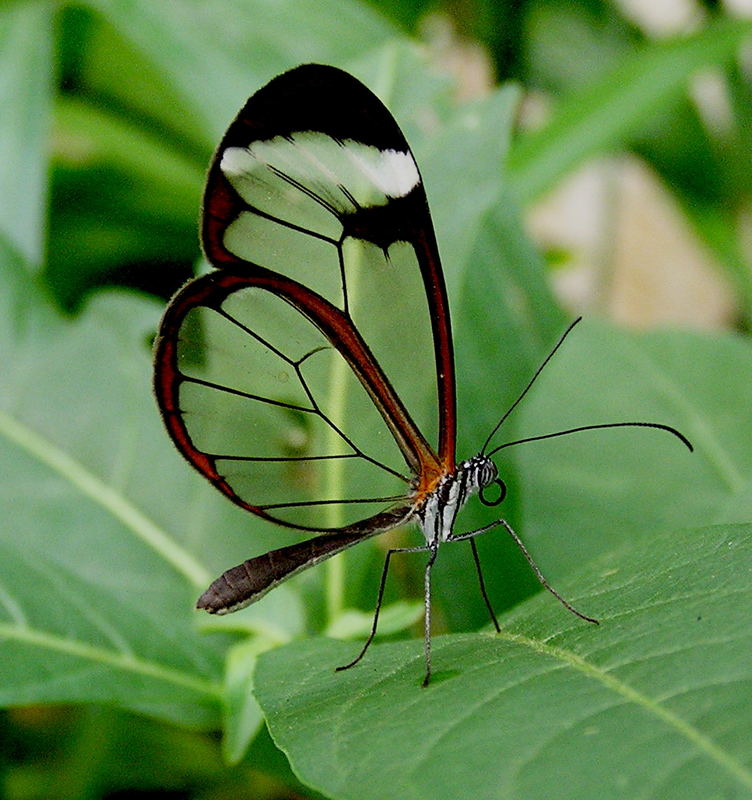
{"left": 280, "top": 63, "right": 349, "bottom": 79}
{"left": 226, "top": 62, "right": 408, "bottom": 153}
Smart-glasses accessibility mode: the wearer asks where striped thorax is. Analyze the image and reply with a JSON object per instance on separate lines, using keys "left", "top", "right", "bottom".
{"left": 416, "top": 455, "right": 497, "bottom": 545}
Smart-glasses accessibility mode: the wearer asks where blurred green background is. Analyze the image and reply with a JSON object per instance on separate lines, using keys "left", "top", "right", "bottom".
{"left": 2, "top": 0, "right": 752, "bottom": 798}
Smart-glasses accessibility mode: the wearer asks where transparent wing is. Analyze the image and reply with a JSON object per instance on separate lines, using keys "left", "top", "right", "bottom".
{"left": 154, "top": 64, "right": 456, "bottom": 533}
{"left": 157, "top": 269, "right": 418, "bottom": 530}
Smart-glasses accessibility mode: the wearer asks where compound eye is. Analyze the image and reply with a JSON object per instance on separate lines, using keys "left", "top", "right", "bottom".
{"left": 480, "top": 477, "right": 506, "bottom": 507}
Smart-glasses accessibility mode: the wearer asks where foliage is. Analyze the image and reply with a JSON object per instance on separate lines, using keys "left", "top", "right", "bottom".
{"left": 2, "top": 0, "right": 751, "bottom": 798}
{"left": 257, "top": 524, "right": 752, "bottom": 800}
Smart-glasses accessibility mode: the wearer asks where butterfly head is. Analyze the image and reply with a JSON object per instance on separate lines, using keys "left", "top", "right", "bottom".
{"left": 461, "top": 454, "right": 505, "bottom": 508}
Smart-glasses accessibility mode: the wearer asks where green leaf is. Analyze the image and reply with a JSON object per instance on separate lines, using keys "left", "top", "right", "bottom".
{"left": 0, "top": 273, "right": 319, "bottom": 726}
{"left": 454, "top": 194, "right": 566, "bottom": 442}
{"left": 85, "top": 0, "right": 400, "bottom": 140}
{"left": 523, "top": 2, "right": 638, "bottom": 95}
{"left": 0, "top": 287, "right": 222, "bottom": 724}
{"left": 0, "top": 1, "right": 55, "bottom": 267}
{"left": 222, "top": 637, "right": 268, "bottom": 765}
{"left": 507, "top": 18, "right": 752, "bottom": 203}
{"left": 629, "top": 93, "right": 752, "bottom": 323}
{"left": 517, "top": 321, "right": 752, "bottom": 580}
{"left": 255, "top": 524, "right": 752, "bottom": 800}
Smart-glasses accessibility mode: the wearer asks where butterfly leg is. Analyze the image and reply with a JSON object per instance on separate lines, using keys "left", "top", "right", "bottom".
{"left": 450, "top": 518, "right": 599, "bottom": 625}
{"left": 421, "top": 541, "right": 440, "bottom": 687}
{"left": 469, "top": 537, "right": 501, "bottom": 632}
{"left": 336, "top": 542, "right": 430, "bottom": 675}
{"left": 447, "top": 521, "right": 502, "bottom": 632}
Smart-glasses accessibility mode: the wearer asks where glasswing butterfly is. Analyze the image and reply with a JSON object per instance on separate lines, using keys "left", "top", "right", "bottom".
{"left": 154, "top": 64, "right": 692, "bottom": 685}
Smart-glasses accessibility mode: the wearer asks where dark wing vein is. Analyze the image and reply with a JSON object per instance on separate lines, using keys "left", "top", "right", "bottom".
{"left": 259, "top": 494, "right": 407, "bottom": 511}
{"left": 179, "top": 374, "right": 314, "bottom": 412}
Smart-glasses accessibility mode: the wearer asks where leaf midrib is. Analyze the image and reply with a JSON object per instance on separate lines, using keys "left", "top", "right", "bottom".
{"left": 492, "top": 630, "right": 752, "bottom": 791}
{"left": 0, "top": 408, "right": 211, "bottom": 588}
{"left": 0, "top": 622, "right": 220, "bottom": 697}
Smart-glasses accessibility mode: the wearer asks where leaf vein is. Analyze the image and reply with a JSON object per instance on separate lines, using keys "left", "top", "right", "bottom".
{"left": 0, "top": 409, "right": 211, "bottom": 588}
{"left": 498, "top": 630, "right": 752, "bottom": 790}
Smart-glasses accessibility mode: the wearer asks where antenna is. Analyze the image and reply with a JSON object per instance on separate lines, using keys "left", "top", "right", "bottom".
{"left": 481, "top": 317, "right": 582, "bottom": 455}
{"left": 481, "top": 318, "right": 693, "bottom": 457}
{"left": 487, "top": 421, "right": 693, "bottom": 458}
